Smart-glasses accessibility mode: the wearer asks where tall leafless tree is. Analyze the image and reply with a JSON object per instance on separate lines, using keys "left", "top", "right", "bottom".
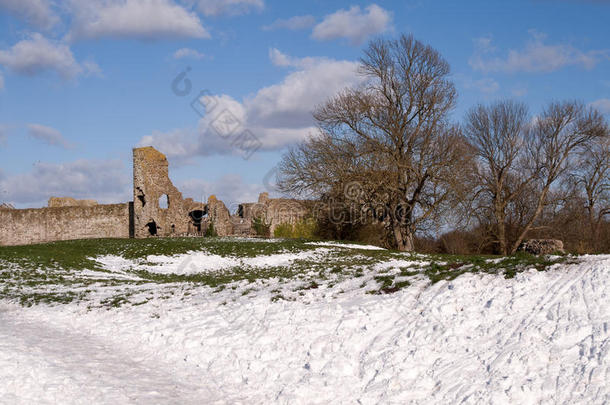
{"left": 464, "top": 100, "right": 530, "bottom": 254}
{"left": 278, "top": 34, "right": 473, "bottom": 251}
{"left": 568, "top": 136, "right": 610, "bottom": 249}
{"left": 466, "top": 100, "right": 608, "bottom": 254}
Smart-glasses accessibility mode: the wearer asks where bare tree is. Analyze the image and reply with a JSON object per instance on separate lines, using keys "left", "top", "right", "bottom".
{"left": 278, "top": 34, "right": 472, "bottom": 251}
{"left": 513, "top": 102, "right": 608, "bottom": 253}
{"left": 568, "top": 136, "right": 610, "bottom": 249}
{"left": 464, "top": 101, "right": 530, "bottom": 254}
{"left": 466, "top": 100, "right": 608, "bottom": 254}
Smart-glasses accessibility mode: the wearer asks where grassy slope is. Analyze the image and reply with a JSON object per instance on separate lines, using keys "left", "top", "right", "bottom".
{"left": 0, "top": 237, "right": 573, "bottom": 307}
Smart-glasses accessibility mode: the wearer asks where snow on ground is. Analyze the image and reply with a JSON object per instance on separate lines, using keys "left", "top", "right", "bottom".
{"left": 305, "top": 241, "right": 386, "bottom": 250}
{"left": 373, "top": 259, "right": 431, "bottom": 272}
{"left": 92, "top": 248, "right": 332, "bottom": 275}
{"left": 1, "top": 253, "right": 609, "bottom": 404}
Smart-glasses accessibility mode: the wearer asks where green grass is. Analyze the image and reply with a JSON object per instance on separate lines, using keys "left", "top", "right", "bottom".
{"left": 0, "top": 237, "right": 574, "bottom": 307}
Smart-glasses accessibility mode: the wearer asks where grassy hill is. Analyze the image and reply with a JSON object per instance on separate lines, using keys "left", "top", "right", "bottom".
{"left": 0, "top": 237, "right": 571, "bottom": 307}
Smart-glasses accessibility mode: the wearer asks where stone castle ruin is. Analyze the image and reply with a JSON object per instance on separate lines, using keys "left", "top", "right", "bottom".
{"left": 0, "top": 146, "right": 309, "bottom": 246}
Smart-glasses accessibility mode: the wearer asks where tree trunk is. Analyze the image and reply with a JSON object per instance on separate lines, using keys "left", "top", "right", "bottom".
{"left": 497, "top": 221, "right": 507, "bottom": 255}
{"left": 403, "top": 231, "right": 415, "bottom": 252}
{"left": 510, "top": 188, "right": 550, "bottom": 254}
{"left": 392, "top": 221, "right": 415, "bottom": 251}
{"left": 392, "top": 223, "right": 405, "bottom": 251}
{"left": 494, "top": 201, "right": 508, "bottom": 255}
{"left": 587, "top": 205, "right": 595, "bottom": 253}
{"left": 590, "top": 210, "right": 603, "bottom": 253}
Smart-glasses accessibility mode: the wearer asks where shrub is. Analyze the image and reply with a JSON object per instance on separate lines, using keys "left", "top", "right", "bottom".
{"left": 205, "top": 221, "right": 218, "bottom": 237}
{"left": 273, "top": 223, "right": 293, "bottom": 238}
{"left": 252, "top": 217, "right": 271, "bottom": 237}
{"left": 293, "top": 218, "right": 317, "bottom": 239}
{"left": 273, "top": 218, "right": 318, "bottom": 239}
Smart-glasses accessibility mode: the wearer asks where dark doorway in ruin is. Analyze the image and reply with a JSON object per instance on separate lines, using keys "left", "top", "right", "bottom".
{"left": 159, "top": 194, "right": 169, "bottom": 209}
{"left": 189, "top": 209, "right": 206, "bottom": 233}
{"left": 145, "top": 220, "right": 159, "bottom": 236}
{"left": 129, "top": 202, "right": 135, "bottom": 238}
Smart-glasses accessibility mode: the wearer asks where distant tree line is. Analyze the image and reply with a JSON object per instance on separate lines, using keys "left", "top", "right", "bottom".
{"left": 277, "top": 34, "right": 609, "bottom": 254}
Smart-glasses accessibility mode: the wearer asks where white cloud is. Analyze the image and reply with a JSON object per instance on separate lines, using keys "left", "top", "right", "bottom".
{"left": 0, "top": 72, "right": 4, "bottom": 90}
{"left": 0, "top": 0, "right": 59, "bottom": 30}
{"left": 138, "top": 94, "right": 247, "bottom": 162}
{"left": 262, "top": 15, "right": 316, "bottom": 31}
{"left": 27, "top": 123, "right": 73, "bottom": 149}
{"left": 470, "top": 31, "right": 610, "bottom": 73}
{"left": 0, "top": 159, "right": 130, "bottom": 207}
{"left": 459, "top": 76, "right": 500, "bottom": 95}
{"left": 173, "top": 48, "right": 206, "bottom": 59}
{"left": 82, "top": 60, "right": 103, "bottom": 77}
{"left": 139, "top": 50, "right": 363, "bottom": 162}
{"left": 268, "top": 48, "right": 323, "bottom": 68}
{"left": 138, "top": 129, "right": 197, "bottom": 160}
{"left": 67, "top": 0, "right": 209, "bottom": 40}
{"left": 178, "top": 175, "right": 264, "bottom": 208}
{"left": 0, "top": 33, "right": 99, "bottom": 79}
{"left": 311, "top": 4, "right": 392, "bottom": 45}
{"left": 268, "top": 48, "right": 293, "bottom": 67}
{"left": 246, "top": 55, "right": 362, "bottom": 131}
{"left": 590, "top": 98, "right": 610, "bottom": 114}
{"left": 196, "top": 0, "right": 263, "bottom": 16}
{"left": 472, "top": 35, "right": 494, "bottom": 53}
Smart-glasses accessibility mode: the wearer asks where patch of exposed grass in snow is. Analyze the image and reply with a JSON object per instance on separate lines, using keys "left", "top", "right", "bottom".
{"left": 0, "top": 237, "right": 576, "bottom": 307}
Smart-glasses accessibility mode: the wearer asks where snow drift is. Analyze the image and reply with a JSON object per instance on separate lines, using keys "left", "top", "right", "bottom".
{"left": 0, "top": 254, "right": 608, "bottom": 404}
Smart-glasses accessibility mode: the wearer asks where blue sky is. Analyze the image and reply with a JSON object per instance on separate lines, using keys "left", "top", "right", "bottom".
{"left": 0, "top": 0, "right": 609, "bottom": 208}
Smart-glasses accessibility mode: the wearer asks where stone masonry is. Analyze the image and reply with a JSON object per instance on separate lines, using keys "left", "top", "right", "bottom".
{"left": 0, "top": 146, "right": 312, "bottom": 246}
{"left": 132, "top": 147, "right": 189, "bottom": 238}
{"left": 518, "top": 239, "right": 565, "bottom": 255}
{"left": 48, "top": 197, "right": 98, "bottom": 207}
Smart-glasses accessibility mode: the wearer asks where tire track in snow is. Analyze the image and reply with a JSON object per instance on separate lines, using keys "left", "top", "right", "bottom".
{"left": 488, "top": 262, "right": 592, "bottom": 370}
{"left": 567, "top": 276, "right": 594, "bottom": 404}
{"left": 483, "top": 258, "right": 608, "bottom": 404}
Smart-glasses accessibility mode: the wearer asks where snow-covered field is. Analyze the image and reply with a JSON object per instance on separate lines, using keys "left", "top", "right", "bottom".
{"left": 0, "top": 238, "right": 608, "bottom": 404}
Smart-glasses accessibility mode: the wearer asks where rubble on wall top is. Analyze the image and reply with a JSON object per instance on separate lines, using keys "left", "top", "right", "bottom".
{"left": 48, "top": 197, "right": 98, "bottom": 208}
{"left": 133, "top": 146, "right": 167, "bottom": 161}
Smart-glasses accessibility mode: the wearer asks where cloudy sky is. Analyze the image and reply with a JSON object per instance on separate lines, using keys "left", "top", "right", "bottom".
{"left": 0, "top": 0, "right": 609, "bottom": 208}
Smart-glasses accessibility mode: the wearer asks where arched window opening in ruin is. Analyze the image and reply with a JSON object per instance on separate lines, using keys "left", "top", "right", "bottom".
{"left": 238, "top": 204, "right": 244, "bottom": 218}
{"left": 159, "top": 194, "right": 169, "bottom": 209}
{"left": 136, "top": 187, "right": 146, "bottom": 207}
{"left": 145, "top": 220, "right": 159, "bottom": 236}
{"left": 189, "top": 209, "right": 206, "bottom": 232}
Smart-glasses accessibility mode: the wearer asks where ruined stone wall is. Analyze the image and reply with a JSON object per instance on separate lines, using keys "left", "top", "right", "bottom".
{"left": 0, "top": 146, "right": 316, "bottom": 246}
{"left": 264, "top": 200, "right": 310, "bottom": 235}
{"left": 237, "top": 193, "right": 311, "bottom": 236}
{"left": 207, "top": 195, "right": 233, "bottom": 236}
{"left": 48, "top": 197, "right": 98, "bottom": 207}
{"left": 0, "top": 204, "right": 130, "bottom": 246}
{"left": 132, "top": 147, "right": 240, "bottom": 238}
{"left": 132, "top": 147, "right": 190, "bottom": 238}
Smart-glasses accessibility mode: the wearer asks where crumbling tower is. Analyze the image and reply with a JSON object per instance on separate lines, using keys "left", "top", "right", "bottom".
{"left": 132, "top": 147, "right": 187, "bottom": 238}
